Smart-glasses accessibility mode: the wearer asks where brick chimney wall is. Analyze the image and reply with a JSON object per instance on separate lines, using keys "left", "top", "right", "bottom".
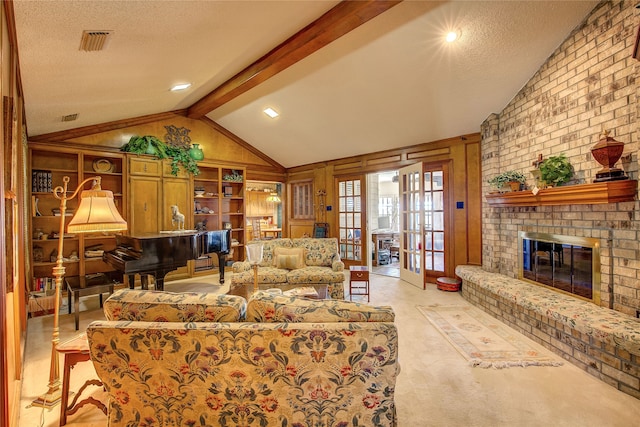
{"left": 481, "top": 0, "right": 640, "bottom": 316}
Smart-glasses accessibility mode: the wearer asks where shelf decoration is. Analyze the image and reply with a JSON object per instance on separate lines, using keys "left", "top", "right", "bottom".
{"left": 487, "top": 170, "right": 527, "bottom": 193}
{"left": 92, "top": 158, "right": 114, "bottom": 173}
{"left": 120, "top": 134, "right": 199, "bottom": 176}
{"left": 539, "top": 154, "right": 573, "bottom": 187}
{"left": 591, "top": 129, "right": 627, "bottom": 182}
{"left": 223, "top": 170, "right": 243, "bottom": 182}
{"left": 188, "top": 143, "right": 204, "bottom": 161}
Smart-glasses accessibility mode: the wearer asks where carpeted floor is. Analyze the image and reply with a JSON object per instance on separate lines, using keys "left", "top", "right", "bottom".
{"left": 417, "top": 304, "right": 563, "bottom": 368}
{"left": 18, "top": 273, "right": 640, "bottom": 426}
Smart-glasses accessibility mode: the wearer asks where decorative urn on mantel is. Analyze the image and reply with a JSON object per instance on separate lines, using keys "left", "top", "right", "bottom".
{"left": 591, "top": 130, "right": 627, "bottom": 182}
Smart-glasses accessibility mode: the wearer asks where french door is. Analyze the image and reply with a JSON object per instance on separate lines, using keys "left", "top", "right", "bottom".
{"left": 399, "top": 164, "right": 423, "bottom": 287}
{"left": 336, "top": 175, "right": 366, "bottom": 269}
{"left": 399, "top": 162, "right": 450, "bottom": 288}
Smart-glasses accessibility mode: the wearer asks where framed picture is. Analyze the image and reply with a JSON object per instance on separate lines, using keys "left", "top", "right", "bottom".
{"left": 313, "top": 222, "right": 329, "bottom": 238}
{"left": 223, "top": 222, "right": 232, "bottom": 230}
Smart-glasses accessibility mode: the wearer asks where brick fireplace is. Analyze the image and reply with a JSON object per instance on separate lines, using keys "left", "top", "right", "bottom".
{"left": 480, "top": 0, "right": 640, "bottom": 317}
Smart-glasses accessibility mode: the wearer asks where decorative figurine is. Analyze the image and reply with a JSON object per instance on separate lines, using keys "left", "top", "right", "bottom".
{"left": 171, "top": 205, "right": 185, "bottom": 230}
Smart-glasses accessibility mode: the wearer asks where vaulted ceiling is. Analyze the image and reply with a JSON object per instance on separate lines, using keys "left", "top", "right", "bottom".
{"left": 13, "top": 0, "right": 598, "bottom": 168}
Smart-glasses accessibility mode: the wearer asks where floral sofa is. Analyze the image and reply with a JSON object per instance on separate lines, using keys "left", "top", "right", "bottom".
{"left": 87, "top": 289, "right": 400, "bottom": 427}
{"left": 231, "top": 238, "right": 346, "bottom": 299}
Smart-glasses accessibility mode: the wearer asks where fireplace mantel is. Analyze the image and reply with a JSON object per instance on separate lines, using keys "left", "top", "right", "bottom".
{"left": 485, "top": 180, "right": 637, "bottom": 207}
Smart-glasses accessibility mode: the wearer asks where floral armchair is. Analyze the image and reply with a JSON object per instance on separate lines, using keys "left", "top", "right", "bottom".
{"left": 87, "top": 289, "right": 399, "bottom": 426}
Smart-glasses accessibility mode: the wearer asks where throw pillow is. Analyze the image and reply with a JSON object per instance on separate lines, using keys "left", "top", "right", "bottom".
{"left": 273, "top": 246, "right": 305, "bottom": 269}
{"left": 275, "top": 254, "right": 303, "bottom": 270}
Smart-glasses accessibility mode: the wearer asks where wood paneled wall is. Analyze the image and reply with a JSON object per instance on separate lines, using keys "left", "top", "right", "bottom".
{"left": 29, "top": 111, "right": 482, "bottom": 272}
{"left": 287, "top": 133, "right": 483, "bottom": 268}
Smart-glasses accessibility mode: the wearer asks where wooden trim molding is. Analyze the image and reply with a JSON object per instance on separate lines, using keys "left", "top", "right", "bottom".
{"left": 28, "top": 109, "right": 189, "bottom": 142}
{"left": 485, "top": 180, "right": 637, "bottom": 207}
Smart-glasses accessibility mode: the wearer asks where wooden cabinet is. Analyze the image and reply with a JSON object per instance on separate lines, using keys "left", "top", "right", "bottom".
{"left": 129, "top": 176, "right": 161, "bottom": 234}
{"left": 28, "top": 147, "right": 245, "bottom": 288}
{"left": 29, "top": 145, "right": 127, "bottom": 292}
{"left": 127, "top": 155, "right": 192, "bottom": 281}
{"left": 246, "top": 191, "right": 275, "bottom": 217}
{"left": 128, "top": 155, "right": 192, "bottom": 234}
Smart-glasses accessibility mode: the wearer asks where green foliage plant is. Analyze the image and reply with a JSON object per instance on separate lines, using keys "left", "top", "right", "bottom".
{"left": 120, "top": 135, "right": 199, "bottom": 176}
{"left": 487, "top": 170, "right": 527, "bottom": 190}
{"left": 539, "top": 154, "right": 573, "bottom": 187}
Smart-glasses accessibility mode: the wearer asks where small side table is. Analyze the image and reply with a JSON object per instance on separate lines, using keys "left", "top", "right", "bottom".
{"left": 57, "top": 334, "right": 107, "bottom": 426}
{"left": 349, "top": 266, "right": 370, "bottom": 302}
{"left": 66, "top": 274, "right": 114, "bottom": 330}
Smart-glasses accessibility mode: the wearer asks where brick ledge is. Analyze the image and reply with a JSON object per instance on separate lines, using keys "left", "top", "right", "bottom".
{"left": 455, "top": 265, "right": 640, "bottom": 356}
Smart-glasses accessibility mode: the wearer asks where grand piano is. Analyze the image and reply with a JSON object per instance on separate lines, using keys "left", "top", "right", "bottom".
{"left": 104, "top": 230, "right": 232, "bottom": 291}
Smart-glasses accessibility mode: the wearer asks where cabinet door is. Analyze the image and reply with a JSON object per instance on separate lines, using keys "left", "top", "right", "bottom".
{"left": 246, "top": 191, "right": 256, "bottom": 217}
{"left": 129, "top": 156, "right": 161, "bottom": 176}
{"left": 129, "top": 176, "right": 162, "bottom": 234}
{"left": 162, "top": 178, "right": 191, "bottom": 231}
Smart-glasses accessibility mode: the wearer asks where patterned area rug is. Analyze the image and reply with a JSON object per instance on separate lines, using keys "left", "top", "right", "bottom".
{"left": 417, "top": 304, "right": 563, "bottom": 368}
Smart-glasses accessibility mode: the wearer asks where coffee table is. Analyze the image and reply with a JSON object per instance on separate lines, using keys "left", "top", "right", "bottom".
{"left": 229, "top": 283, "right": 328, "bottom": 300}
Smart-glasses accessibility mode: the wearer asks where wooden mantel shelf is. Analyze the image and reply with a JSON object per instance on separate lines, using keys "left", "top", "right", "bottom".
{"left": 485, "top": 180, "right": 637, "bottom": 207}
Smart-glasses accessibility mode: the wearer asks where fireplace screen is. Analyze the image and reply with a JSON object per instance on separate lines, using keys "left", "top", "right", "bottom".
{"left": 518, "top": 232, "right": 600, "bottom": 304}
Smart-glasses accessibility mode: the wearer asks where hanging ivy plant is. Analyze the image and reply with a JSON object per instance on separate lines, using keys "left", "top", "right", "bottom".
{"left": 120, "top": 135, "right": 199, "bottom": 176}
{"left": 166, "top": 146, "right": 200, "bottom": 176}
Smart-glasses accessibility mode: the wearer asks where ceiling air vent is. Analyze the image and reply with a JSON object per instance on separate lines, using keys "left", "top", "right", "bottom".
{"left": 61, "top": 113, "right": 78, "bottom": 122}
{"left": 79, "top": 30, "right": 112, "bottom": 52}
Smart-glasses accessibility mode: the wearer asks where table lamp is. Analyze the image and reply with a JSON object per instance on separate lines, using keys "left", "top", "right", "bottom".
{"left": 245, "top": 242, "right": 264, "bottom": 293}
{"left": 32, "top": 176, "right": 127, "bottom": 408}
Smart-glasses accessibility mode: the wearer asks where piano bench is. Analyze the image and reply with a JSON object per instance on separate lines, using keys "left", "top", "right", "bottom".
{"left": 65, "top": 274, "right": 115, "bottom": 330}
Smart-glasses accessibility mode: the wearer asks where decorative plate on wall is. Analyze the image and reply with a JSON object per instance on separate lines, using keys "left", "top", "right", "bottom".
{"left": 92, "top": 158, "right": 114, "bottom": 173}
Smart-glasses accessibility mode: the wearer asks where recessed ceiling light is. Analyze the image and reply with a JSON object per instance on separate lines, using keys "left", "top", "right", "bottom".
{"left": 264, "top": 107, "right": 279, "bottom": 118}
{"left": 170, "top": 83, "right": 191, "bottom": 91}
{"left": 446, "top": 31, "right": 459, "bottom": 43}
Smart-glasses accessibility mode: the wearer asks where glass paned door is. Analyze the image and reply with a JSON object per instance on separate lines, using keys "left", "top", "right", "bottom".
{"left": 399, "top": 164, "right": 423, "bottom": 288}
{"left": 423, "top": 169, "right": 446, "bottom": 282}
{"left": 336, "top": 176, "right": 366, "bottom": 268}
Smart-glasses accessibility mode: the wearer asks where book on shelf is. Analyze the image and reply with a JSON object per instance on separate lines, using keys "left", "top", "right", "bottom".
{"left": 33, "top": 277, "right": 56, "bottom": 294}
{"left": 32, "top": 170, "right": 52, "bottom": 193}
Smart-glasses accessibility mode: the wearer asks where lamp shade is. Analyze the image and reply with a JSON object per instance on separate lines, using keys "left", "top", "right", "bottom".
{"left": 67, "top": 188, "right": 127, "bottom": 233}
{"left": 245, "top": 242, "right": 264, "bottom": 265}
{"left": 266, "top": 192, "right": 281, "bottom": 203}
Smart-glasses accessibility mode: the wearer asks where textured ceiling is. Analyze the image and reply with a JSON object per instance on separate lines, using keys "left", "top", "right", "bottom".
{"left": 13, "top": 0, "right": 598, "bottom": 168}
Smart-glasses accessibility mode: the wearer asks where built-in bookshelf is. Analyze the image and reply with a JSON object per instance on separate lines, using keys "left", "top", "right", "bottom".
{"left": 29, "top": 144, "right": 127, "bottom": 292}
{"left": 192, "top": 164, "right": 245, "bottom": 274}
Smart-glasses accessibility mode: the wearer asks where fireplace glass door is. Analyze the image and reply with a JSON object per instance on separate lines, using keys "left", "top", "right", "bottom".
{"left": 519, "top": 232, "right": 600, "bottom": 304}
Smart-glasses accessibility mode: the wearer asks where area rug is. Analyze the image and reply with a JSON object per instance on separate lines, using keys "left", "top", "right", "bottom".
{"left": 417, "top": 304, "right": 563, "bottom": 368}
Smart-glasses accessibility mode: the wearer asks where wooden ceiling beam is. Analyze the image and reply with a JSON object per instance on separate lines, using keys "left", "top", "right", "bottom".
{"left": 187, "top": 0, "right": 402, "bottom": 118}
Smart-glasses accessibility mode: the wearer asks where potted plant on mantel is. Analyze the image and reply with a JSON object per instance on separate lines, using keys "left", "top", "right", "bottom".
{"left": 120, "top": 135, "right": 200, "bottom": 176}
{"left": 488, "top": 170, "right": 527, "bottom": 192}
{"left": 539, "top": 154, "right": 573, "bottom": 187}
